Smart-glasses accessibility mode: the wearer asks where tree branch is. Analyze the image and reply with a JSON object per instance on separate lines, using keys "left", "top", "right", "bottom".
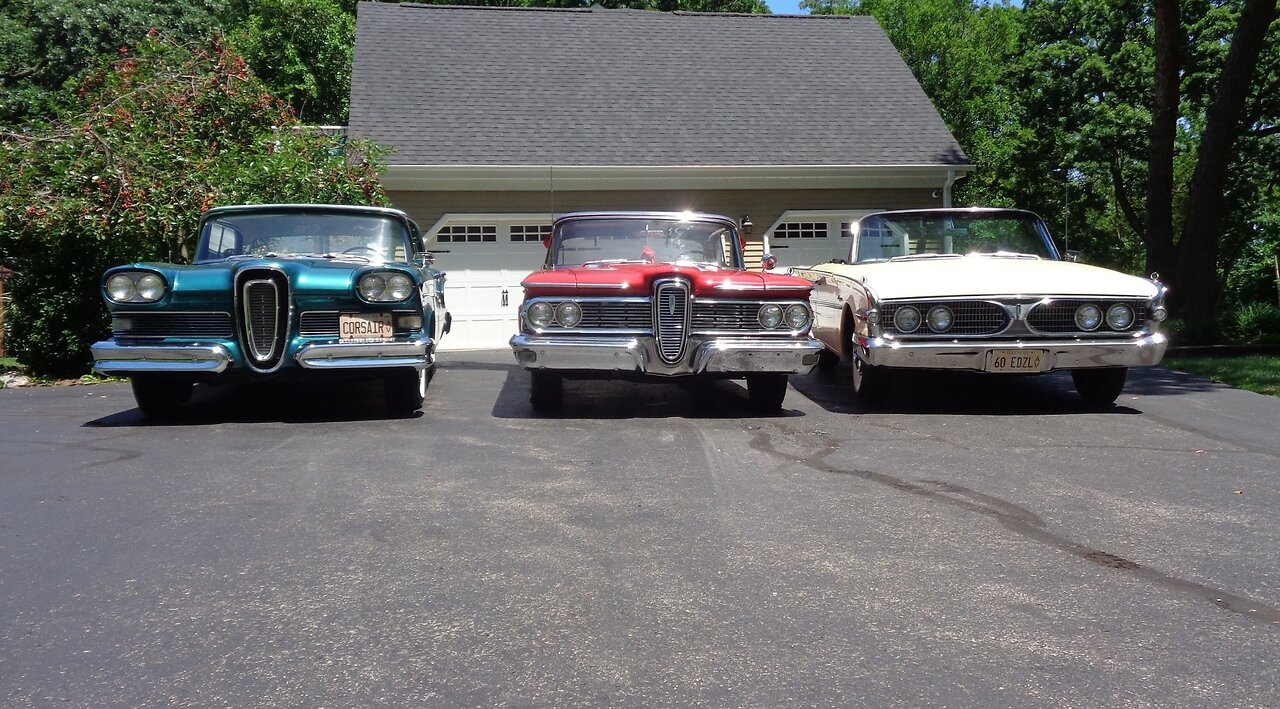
{"left": 1110, "top": 158, "right": 1146, "bottom": 240}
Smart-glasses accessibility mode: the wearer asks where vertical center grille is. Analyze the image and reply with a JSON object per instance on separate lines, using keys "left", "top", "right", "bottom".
{"left": 236, "top": 269, "right": 290, "bottom": 371}
{"left": 653, "top": 278, "right": 690, "bottom": 364}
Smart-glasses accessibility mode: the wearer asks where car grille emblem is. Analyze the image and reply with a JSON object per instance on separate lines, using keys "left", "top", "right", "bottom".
{"left": 653, "top": 278, "right": 689, "bottom": 365}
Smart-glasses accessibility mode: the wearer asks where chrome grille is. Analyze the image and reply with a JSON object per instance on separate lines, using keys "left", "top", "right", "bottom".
{"left": 111, "top": 312, "right": 232, "bottom": 338}
{"left": 578, "top": 300, "right": 650, "bottom": 330}
{"left": 883, "top": 301, "right": 1009, "bottom": 336}
{"left": 1027, "top": 299, "right": 1148, "bottom": 334}
{"left": 244, "top": 280, "right": 278, "bottom": 360}
{"left": 692, "top": 301, "right": 759, "bottom": 331}
{"left": 653, "top": 279, "right": 690, "bottom": 364}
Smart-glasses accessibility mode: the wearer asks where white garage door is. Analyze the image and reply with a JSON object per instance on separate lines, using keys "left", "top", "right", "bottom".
{"left": 427, "top": 218, "right": 550, "bottom": 351}
{"left": 763, "top": 210, "right": 879, "bottom": 271}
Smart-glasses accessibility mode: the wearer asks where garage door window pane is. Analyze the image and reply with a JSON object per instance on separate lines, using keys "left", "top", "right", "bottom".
{"left": 511, "top": 225, "right": 551, "bottom": 243}
{"left": 774, "top": 222, "right": 828, "bottom": 239}
{"left": 438, "top": 225, "right": 497, "bottom": 243}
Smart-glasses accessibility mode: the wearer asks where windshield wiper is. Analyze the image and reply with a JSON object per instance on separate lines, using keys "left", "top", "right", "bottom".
{"left": 888, "top": 253, "right": 963, "bottom": 262}
{"left": 579, "top": 258, "right": 650, "bottom": 266}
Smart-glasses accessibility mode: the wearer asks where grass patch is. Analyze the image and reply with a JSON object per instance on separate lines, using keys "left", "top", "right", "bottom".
{"left": 1163, "top": 354, "right": 1280, "bottom": 398}
{"left": 0, "top": 356, "right": 20, "bottom": 371}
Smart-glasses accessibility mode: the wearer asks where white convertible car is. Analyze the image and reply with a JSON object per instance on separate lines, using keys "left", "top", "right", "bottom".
{"left": 789, "top": 208, "right": 1169, "bottom": 406}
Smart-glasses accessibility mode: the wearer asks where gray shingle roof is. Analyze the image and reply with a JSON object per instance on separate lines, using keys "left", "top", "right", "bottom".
{"left": 349, "top": 3, "right": 969, "bottom": 168}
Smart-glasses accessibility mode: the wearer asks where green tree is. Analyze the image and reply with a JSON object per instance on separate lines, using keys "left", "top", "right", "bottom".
{"left": 801, "top": 0, "right": 1039, "bottom": 224}
{"left": 228, "top": 0, "right": 355, "bottom": 124}
{"left": 0, "top": 0, "right": 232, "bottom": 125}
{"left": 0, "top": 36, "right": 389, "bottom": 376}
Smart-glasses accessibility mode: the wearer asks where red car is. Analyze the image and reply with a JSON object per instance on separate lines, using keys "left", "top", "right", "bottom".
{"left": 509, "top": 211, "right": 823, "bottom": 412}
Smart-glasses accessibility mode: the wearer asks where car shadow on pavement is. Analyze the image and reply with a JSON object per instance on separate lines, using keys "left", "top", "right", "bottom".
{"left": 491, "top": 367, "right": 807, "bottom": 420}
{"left": 84, "top": 378, "right": 421, "bottom": 427}
{"left": 789, "top": 365, "right": 1145, "bottom": 416}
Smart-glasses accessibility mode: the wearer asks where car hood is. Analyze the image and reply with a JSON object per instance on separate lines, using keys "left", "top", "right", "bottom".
{"left": 817, "top": 256, "right": 1160, "bottom": 300}
{"left": 523, "top": 263, "right": 813, "bottom": 299}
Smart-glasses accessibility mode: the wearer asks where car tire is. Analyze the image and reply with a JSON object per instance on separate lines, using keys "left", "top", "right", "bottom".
{"left": 1071, "top": 367, "right": 1128, "bottom": 406}
{"left": 851, "top": 357, "right": 890, "bottom": 406}
{"left": 746, "top": 374, "right": 789, "bottom": 412}
{"left": 384, "top": 367, "right": 427, "bottom": 414}
{"left": 529, "top": 370, "right": 563, "bottom": 412}
{"left": 816, "top": 347, "right": 840, "bottom": 372}
{"left": 131, "top": 377, "right": 193, "bottom": 419}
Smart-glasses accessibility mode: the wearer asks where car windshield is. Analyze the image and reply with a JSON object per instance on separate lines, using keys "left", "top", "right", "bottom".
{"left": 854, "top": 212, "right": 1057, "bottom": 263}
{"left": 195, "top": 211, "right": 413, "bottom": 264}
{"left": 552, "top": 217, "right": 739, "bottom": 268}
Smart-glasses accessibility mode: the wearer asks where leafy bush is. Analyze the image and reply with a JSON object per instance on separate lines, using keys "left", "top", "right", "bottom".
{"left": 0, "top": 35, "right": 389, "bottom": 377}
{"left": 1228, "top": 302, "right": 1280, "bottom": 345}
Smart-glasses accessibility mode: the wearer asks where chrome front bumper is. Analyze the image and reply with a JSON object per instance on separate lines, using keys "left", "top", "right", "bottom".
{"left": 510, "top": 334, "right": 823, "bottom": 376}
{"left": 295, "top": 336, "right": 435, "bottom": 370}
{"left": 857, "top": 332, "right": 1168, "bottom": 371}
{"left": 91, "top": 336, "right": 435, "bottom": 375}
{"left": 92, "top": 341, "right": 233, "bottom": 374}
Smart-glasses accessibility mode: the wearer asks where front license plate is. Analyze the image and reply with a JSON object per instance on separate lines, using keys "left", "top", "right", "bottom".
{"left": 985, "top": 348, "right": 1047, "bottom": 373}
{"left": 339, "top": 312, "right": 393, "bottom": 342}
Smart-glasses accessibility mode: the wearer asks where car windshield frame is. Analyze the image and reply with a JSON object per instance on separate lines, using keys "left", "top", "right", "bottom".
{"left": 853, "top": 211, "right": 1059, "bottom": 263}
{"left": 194, "top": 210, "right": 415, "bottom": 264}
{"left": 550, "top": 216, "right": 742, "bottom": 269}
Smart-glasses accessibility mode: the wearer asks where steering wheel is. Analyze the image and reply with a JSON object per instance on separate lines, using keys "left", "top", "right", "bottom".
{"left": 342, "top": 246, "right": 379, "bottom": 256}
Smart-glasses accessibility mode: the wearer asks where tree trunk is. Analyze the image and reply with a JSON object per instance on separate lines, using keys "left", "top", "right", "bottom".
{"left": 1175, "top": 0, "right": 1278, "bottom": 342}
{"left": 1144, "top": 0, "right": 1180, "bottom": 280}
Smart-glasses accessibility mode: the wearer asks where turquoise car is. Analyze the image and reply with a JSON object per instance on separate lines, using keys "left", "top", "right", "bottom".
{"left": 91, "top": 204, "right": 450, "bottom": 417}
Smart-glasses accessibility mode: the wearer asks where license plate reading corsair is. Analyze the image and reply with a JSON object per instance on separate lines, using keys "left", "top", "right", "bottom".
{"left": 339, "top": 312, "right": 393, "bottom": 342}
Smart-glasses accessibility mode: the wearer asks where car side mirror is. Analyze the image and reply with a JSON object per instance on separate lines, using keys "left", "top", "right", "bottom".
{"left": 1064, "top": 250, "right": 1083, "bottom": 263}
{"left": 761, "top": 253, "right": 778, "bottom": 271}
{"left": 414, "top": 253, "right": 435, "bottom": 268}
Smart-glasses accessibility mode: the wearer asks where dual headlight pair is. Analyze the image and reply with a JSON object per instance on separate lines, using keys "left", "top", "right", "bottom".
{"left": 106, "top": 271, "right": 166, "bottom": 303}
{"left": 527, "top": 301, "right": 581, "bottom": 328}
{"left": 759, "top": 303, "right": 811, "bottom": 331}
{"left": 892, "top": 305, "right": 954, "bottom": 334}
{"left": 358, "top": 271, "right": 415, "bottom": 302}
{"left": 1074, "top": 303, "right": 1135, "bottom": 332}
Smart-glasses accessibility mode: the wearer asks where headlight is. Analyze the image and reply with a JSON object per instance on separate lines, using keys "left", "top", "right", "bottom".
{"left": 135, "top": 274, "right": 165, "bottom": 301}
{"left": 1106, "top": 303, "right": 1135, "bottom": 330}
{"left": 106, "top": 274, "right": 137, "bottom": 302}
{"left": 926, "top": 305, "right": 953, "bottom": 333}
{"left": 358, "top": 273, "right": 386, "bottom": 300}
{"left": 528, "top": 301, "right": 554, "bottom": 328}
{"left": 105, "top": 271, "right": 166, "bottom": 303}
{"left": 386, "top": 274, "right": 415, "bottom": 301}
{"left": 784, "top": 304, "right": 810, "bottom": 330}
{"left": 359, "top": 271, "right": 415, "bottom": 302}
{"left": 758, "top": 303, "right": 784, "bottom": 329}
{"left": 1074, "top": 303, "right": 1102, "bottom": 331}
{"left": 556, "top": 302, "right": 582, "bottom": 328}
{"left": 893, "top": 305, "right": 921, "bottom": 333}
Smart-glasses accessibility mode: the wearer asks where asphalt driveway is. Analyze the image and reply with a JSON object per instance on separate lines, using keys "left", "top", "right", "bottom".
{"left": 2, "top": 352, "right": 1278, "bottom": 706}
